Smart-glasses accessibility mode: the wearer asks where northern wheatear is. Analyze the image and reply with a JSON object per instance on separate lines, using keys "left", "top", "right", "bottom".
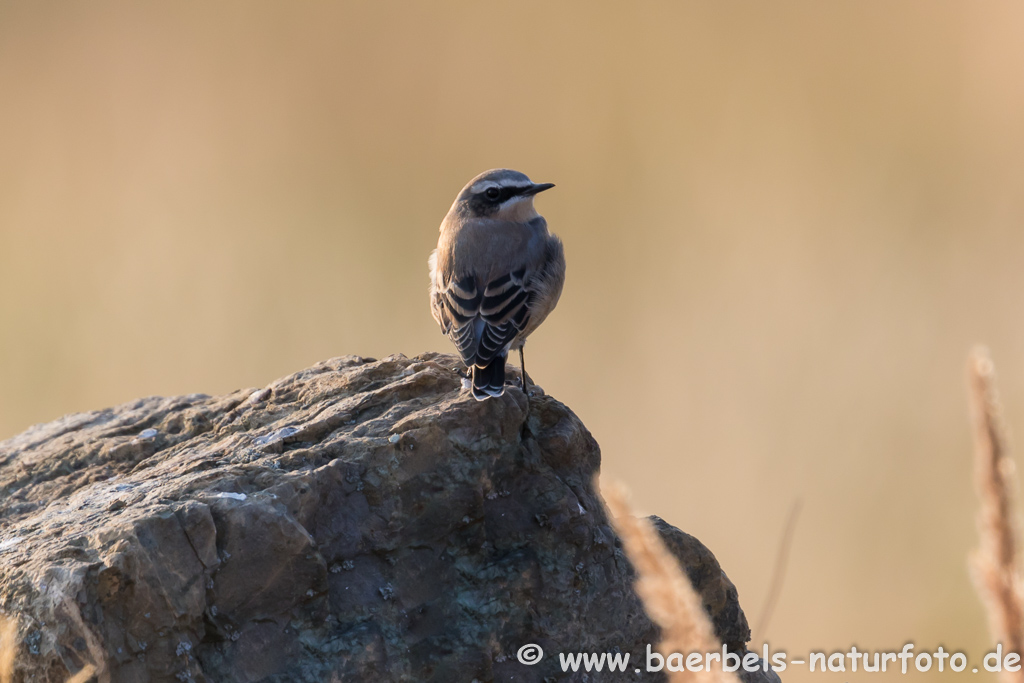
{"left": 429, "top": 169, "right": 565, "bottom": 401}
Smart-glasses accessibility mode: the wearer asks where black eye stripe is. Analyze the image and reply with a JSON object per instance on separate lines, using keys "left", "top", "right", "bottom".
{"left": 479, "top": 185, "right": 531, "bottom": 203}
{"left": 465, "top": 184, "right": 532, "bottom": 215}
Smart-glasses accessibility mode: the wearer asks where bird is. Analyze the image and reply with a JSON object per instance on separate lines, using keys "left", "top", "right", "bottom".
{"left": 429, "top": 169, "right": 565, "bottom": 401}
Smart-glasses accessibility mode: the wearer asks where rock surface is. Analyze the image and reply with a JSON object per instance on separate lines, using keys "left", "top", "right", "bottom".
{"left": 0, "top": 353, "right": 773, "bottom": 683}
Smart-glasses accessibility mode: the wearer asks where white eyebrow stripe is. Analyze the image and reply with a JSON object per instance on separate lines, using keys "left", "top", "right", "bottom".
{"left": 469, "top": 181, "right": 500, "bottom": 193}
{"left": 469, "top": 183, "right": 534, "bottom": 195}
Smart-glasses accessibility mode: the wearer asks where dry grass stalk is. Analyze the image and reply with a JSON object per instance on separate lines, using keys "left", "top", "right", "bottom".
{"left": 57, "top": 598, "right": 106, "bottom": 683}
{"left": 64, "top": 664, "right": 96, "bottom": 683}
{"left": 1, "top": 616, "right": 17, "bottom": 683}
{"left": 753, "top": 498, "right": 801, "bottom": 642}
{"left": 601, "top": 479, "right": 740, "bottom": 683}
{"left": 968, "top": 346, "right": 1024, "bottom": 679}
{"left": 1, "top": 609, "right": 99, "bottom": 683}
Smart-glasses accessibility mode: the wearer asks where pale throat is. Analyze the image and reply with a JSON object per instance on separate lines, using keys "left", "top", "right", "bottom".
{"left": 495, "top": 196, "right": 539, "bottom": 223}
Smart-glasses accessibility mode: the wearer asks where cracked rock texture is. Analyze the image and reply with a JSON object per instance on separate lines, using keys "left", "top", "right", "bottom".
{"left": 0, "top": 353, "right": 773, "bottom": 683}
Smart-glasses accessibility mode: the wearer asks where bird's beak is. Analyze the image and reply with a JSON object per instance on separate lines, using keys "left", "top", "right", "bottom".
{"left": 522, "top": 182, "right": 555, "bottom": 196}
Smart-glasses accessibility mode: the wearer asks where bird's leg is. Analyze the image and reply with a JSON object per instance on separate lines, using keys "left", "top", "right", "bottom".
{"left": 519, "top": 346, "right": 531, "bottom": 393}
{"left": 518, "top": 346, "right": 532, "bottom": 425}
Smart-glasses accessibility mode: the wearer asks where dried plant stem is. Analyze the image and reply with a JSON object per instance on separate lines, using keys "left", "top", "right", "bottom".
{"left": 601, "top": 479, "right": 740, "bottom": 683}
{"left": 1, "top": 616, "right": 16, "bottom": 683}
{"left": 753, "top": 498, "right": 802, "bottom": 642}
{"left": 65, "top": 664, "right": 96, "bottom": 683}
{"left": 968, "top": 346, "right": 1024, "bottom": 680}
{"left": 58, "top": 598, "right": 107, "bottom": 683}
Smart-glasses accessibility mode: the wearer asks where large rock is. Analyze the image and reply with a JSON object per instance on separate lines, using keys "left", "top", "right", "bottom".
{"left": 0, "top": 353, "right": 772, "bottom": 682}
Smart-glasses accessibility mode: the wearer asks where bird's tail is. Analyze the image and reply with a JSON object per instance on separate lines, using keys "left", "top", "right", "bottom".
{"left": 471, "top": 356, "right": 506, "bottom": 400}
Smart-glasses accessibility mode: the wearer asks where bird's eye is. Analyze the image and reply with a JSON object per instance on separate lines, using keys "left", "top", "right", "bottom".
{"left": 484, "top": 187, "right": 501, "bottom": 201}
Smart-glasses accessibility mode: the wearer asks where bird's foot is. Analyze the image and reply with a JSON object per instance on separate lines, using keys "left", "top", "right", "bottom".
{"left": 519, "top": 379, "right": 543, "bottom": 399}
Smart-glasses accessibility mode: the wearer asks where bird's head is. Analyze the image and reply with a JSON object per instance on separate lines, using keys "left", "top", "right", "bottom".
{"left": 449, "top": 169, "right": 555, "bottom": 223}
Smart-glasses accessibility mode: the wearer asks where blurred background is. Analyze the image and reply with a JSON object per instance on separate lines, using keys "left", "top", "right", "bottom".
{"left": 2, "top": 1, "right": 1023, "bottom": 680}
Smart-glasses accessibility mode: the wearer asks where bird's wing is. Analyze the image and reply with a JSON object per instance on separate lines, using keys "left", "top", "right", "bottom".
{"left": 433, "top": 269, "right": 532, "bottom": 367}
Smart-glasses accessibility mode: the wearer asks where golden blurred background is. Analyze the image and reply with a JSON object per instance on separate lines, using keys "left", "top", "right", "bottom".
{"left": 2, "top": 1, "right": 1023, "bottom": 680}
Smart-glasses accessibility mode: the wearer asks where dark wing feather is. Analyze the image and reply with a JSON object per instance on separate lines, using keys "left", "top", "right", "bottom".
{"left": 435, "top": 270, "right": 532, "bottom": 367}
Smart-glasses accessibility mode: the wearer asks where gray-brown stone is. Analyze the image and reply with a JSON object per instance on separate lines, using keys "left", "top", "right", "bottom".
{"left": 0, "top": 353, "right": 775, "bottom": 683}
